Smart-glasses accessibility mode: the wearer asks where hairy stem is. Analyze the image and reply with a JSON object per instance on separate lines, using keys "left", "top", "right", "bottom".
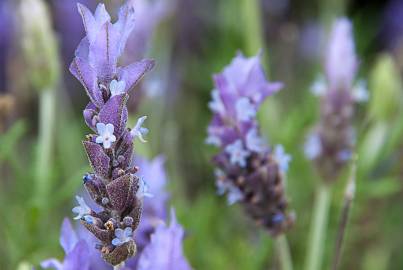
{"left": 304, "top": 183, "right": 332, "bottom": 270}
{"left": 276, "top": 235, "right": 293, "bottom": 270}
{"left": 35, "top": 88, "right": 56, "bottom": 207}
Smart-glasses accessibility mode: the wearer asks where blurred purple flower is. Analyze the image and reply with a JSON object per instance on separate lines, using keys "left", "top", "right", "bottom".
{"left": 380, "top": 0, "right": 403, "bottom": 50}
{"left": 41, "top": 218, "right": 109, "bottom": 270}
{"left": 325, "top": 18, "right": 358, "bottom": 91}
{"left": 0, "top": 0, "right": 13, "bottom": 92}
{"left": 133, "top": 156, "right": 169, "bottom": 249}
{"left": 207, "top": 52, "right": 294, "bottom": 236}
{"left": 207, "top": 53, "right": 282, "bottom": 149}
{"left": 306, "top": 18, "right": 366, "bottom": 182}
{"left": 137, "top": 209, "right": 192, "bottom": 270}
{"left": 124, "top": 0, "right": 175, "bottom": 63}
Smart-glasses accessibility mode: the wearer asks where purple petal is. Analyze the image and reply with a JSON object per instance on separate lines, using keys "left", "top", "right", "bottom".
{"left": 137, "top": 209, "right": 192, "bottom": 270}
{"left": 325, "top": 18, "right": 358, "bottom": 90}
{"left": 114, "top": 3, "right": 136, "bottom": 56}
{"left": 60, "top": 218, "right": 78, "bottom": 254}
{"left": 70, "top": 57, "right": 104, "bottom": 107}
{"left": 83, "top": 141, "right": 111, "bottom": 179}
{"left": 98, "top": 94, "right": 128, "bottom": 138}
{"left": 75, "top": 37, "right": 90, "bottom": 61}
{"left": 213, "top": 74, "right": 237, "bottom": 118}
{"left": 94, "top": 4, "right": 111, "bottom": 25}
{"left": 89, "top": 21, "right": 120, "bottom": 81}
{"left": 118, "top": 59, "right": 155, "bottom": 93}
{"left": 77, "top": 3, "right": 97, "bottom": 43}
{"left": 63, "top": 240, "right": 91, "bottom": 270}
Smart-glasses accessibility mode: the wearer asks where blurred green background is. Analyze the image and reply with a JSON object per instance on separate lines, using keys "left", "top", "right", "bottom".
{"left": 1, "top": 0, "right": 403, "bottom": 269}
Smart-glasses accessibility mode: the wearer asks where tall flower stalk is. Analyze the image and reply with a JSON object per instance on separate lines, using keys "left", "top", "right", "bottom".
{"left": 304, "top": 18, "right": 367, "bottom": 270}
{"left": 19, "top": 0, "right": 60, "bottom": 207}
{"left": 206, "top": 52, "right": 294, "bottom": 267}
{"left": 68, "top": 2, "right": 155, "bottom": 266}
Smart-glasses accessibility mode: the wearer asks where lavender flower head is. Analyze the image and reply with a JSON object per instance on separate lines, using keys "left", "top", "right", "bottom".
{"left": 207, "top": 52, "right": 294, "bottom": 236}
{"left": 69, "top": 2, "right": 155, "bottom": 266}
{"left": 305, "top": 18, "right": 368, "bottom": 182}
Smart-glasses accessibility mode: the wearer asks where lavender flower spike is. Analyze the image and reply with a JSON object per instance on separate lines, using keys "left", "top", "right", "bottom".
{"left": 69, "top": 2, "right": 155, "bottom": 266}
{"left": 207, "top": 52, "right": 294, "bottom": 236}
{"left": 305, "top": 18, "right": 367, "bottom": 182}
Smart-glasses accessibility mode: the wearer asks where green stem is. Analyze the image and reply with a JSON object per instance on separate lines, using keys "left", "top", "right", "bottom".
{"left": 276, "top": 235, "right": 293, "bottom": 270}
{"left": 331, "top": 162, "right": 357, "bottom": 270}
{"left": 304, "top": 184, "right": 332, "bottom": 270}
{"left": 35, "top": 88, "right": 56, "bottom": 207}
{"left": 241, "top": 0, "right": 264, "bottom": 55}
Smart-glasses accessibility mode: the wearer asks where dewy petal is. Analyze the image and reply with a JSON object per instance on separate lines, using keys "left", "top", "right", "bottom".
{"left": 118, "top": 59, "right": 155, "bottom": 93}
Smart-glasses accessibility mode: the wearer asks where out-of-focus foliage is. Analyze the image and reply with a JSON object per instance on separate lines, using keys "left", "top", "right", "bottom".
{"left": 1, "top": 0, "right": 403, "bottom": 269}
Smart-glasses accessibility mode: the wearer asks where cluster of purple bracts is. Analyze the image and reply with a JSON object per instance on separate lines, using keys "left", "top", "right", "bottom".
{"left": 206, "top": 53, "right": 294, "bottom": 236}
{"left": 42, "top": 157, "right": 192, "bottom": 270}
{"left": 305, "top": 18, "right": 368, "bottom": 182}
{"left": 67, "top": 2, "right": 156, "bottom": 266}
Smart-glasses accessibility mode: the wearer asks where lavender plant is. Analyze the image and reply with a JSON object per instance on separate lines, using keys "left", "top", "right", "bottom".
{"left": 305, "top": 18, "right": 368, "bottom": 183}
{"left": 206, "top": 52, "right": 294, "bottom": 236}
{"left": 68, "top": 2, "right": 155, "bottom": 266}
{"left": 303, "top": 18, "right": 367, "bottom": 270}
